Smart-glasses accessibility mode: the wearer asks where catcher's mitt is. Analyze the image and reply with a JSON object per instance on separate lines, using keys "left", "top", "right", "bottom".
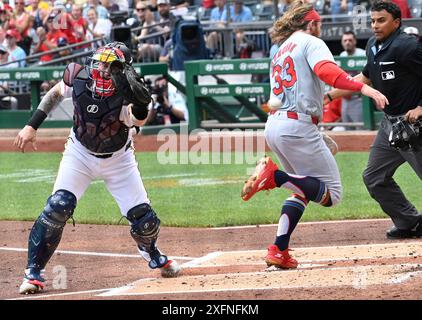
{"left": 388, "top": 115, "right": 422, "bottom": 151}
{"left": 110, "top": 62, "right": 152, "bottom": 108}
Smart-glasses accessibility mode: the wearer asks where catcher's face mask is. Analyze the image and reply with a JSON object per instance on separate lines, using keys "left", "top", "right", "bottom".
{"left": 88, "top": 47, "right": 125, "bottom": 98}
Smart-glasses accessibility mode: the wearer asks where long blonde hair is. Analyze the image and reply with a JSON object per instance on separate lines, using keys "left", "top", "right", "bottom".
{"left": 271, "top": 1, "right": 315, "bottom": 45}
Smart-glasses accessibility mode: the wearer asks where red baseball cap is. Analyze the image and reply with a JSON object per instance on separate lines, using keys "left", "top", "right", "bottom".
{"left": 0, "top": 3, "right": 12, "bottom": 12}
{"left": 6, "top": 29, "right": 22, "bottom": 42}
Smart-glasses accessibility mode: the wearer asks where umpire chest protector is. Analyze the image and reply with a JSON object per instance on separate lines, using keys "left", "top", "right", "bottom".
{"left": 64, "top": 63, "right": 129, "bottom": 153}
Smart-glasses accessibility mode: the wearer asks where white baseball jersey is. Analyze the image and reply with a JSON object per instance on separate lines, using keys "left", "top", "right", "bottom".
{"left": 265, "top": 31, "right": 342, "bottom": 205}
{"left": 270, "top": 31, "right": 335, "bottom": 119}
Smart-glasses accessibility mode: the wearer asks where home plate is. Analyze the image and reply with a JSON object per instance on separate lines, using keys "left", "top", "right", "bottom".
{"left": 99, "top": 263, "right": 422, "bottom": 297}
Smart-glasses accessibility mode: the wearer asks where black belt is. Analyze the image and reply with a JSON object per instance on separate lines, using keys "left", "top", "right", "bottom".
{"left": 89, "top": 141, "right": 132, "bottom": 159}
{"left": 91, "top": 153, "right": 113, "bottom": 159}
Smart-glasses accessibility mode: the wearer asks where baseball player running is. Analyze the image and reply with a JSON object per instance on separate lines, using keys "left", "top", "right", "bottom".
{"left": 241, "top": 1, "right": 388, "bottom": 269}
{"left": 14, "top": 42, "right": 180, "bottom": 294}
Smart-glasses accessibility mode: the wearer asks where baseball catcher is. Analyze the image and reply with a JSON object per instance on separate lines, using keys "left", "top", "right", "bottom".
{"left": 14, "top": 42, "right": 180, "bottom": 295}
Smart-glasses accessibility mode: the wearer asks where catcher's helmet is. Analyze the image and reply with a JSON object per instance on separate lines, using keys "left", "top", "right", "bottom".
{"left": 87, "top": 46, "right": 126, "bottom": 98}
{"left": 105, "top": 41, "right": 133, "bottom": 65}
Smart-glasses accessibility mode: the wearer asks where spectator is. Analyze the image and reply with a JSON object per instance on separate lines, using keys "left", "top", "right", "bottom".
{"left": 322, "top": 98, "right": 343, "bottom": 131}
{"left": 71, "top": 4, "right": 89, "bottom": 48}
{"left": 156, "top": 0, "right": 175, "bottom": 30}
{"left": 0, "top": 44, "right": 18, "bottom": 108}
{"left": 5, "top": 29, "right": 26, "bottom": 67}
{"left": 330, "top": 0, "right": 354, "bottom": 22}
{"left": 83, "top": 0, "right": 109, "bottom": 20}
{"left": 210, "top": 0, "right": 227, "bottom": 22}
{"left": 5, "top": 29, "right": 27, "bottom": 93}
{"left": 230, "top": 0, "right": 252, "bottom": 22}
{"left": 136, "top": 7, "right": 163, "bottom": 62}
{"left": 145, "top": 76, "right": 188, "bottom": 125}
{"left": 159, "top": 38, "right": 172, "bottom": 64}
{"left": 48, "top": 0, "right": 78, "bottom": 45}
{"left": 33, "top": 14, "right": 69, "bottom": 63}
{"left": 339, "top": 31, "right": 366, "bottom": 129}
{"left": 102, "top": 0, "right": 130, "bottom": 12}
{"left": 11, "top": 0, "right": 32, "bottom": 55}
{"left": 132, "top": 0, "right": 148, "bottom": 28}
{"left": 202, "top": 0, "right": 214, "bottom": 9}
{"left": 230, "top": 0, "right": 253, "bottom": 58}
{"left": 27, "top": 0, "right": 49, "bottom": 30}
{"left": 0, "top": 44, "right": 7, "bottom": 64}
{"left": 206, "top": 0, "right": 227, "bottom": 55}
{"left": 86, "top": 7, "right": 112, "bottom": 49}
{"left": 391, "top": 0, "right": 411, "bottom": 19}
{"left": 0, "top": 3, "right": 13, "bottom": 43}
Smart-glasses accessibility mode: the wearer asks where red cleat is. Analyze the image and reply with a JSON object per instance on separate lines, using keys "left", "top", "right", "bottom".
{"left": 265, "top": 244, "right": 298, "bottom": 269}
{"left": 241, "top": 156, "right": 278, "bottom": 201}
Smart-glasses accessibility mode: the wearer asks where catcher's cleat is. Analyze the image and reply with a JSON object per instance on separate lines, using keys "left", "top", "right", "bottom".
{"left": 265, "top": 245, "right": 298, "bottom": 269}
{"left": 19, "top": 270, "right": 45, "bottom": 294}
{"left": 160, "top": 260, "right": 181, "bottom": 278}
{"left": 241, "top": 156, "right": 278, "bottom": 201}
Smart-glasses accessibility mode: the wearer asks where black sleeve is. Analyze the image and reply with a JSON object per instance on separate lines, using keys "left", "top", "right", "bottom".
{"left": 398, "top": 40, "right": 422, "bottom": 78}
{"left": 362, "top": 41, "right": 370, "bottom": 78}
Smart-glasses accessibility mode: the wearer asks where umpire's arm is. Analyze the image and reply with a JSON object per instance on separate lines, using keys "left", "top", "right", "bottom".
{"left": 325, "top": 73, "right": 372, "bottom": 103}
{"left": 402, "top": 40, "right": 422, "bottom": 123}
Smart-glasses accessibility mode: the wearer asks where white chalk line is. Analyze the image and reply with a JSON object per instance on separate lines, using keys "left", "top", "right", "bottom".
{"left": 0, "top": 247, "right": 195, "bottom": 261}
{"left": 99, "top": 263, "right": 422, "bottom": 297}
{"left": 211, "top": 218, "right": 391, "bottom": 230}
{"left": 7, "top": 288, "right": 112, "bottom": 301}
{"left": 180, "top": 251, "right": 224, "bottom": 268}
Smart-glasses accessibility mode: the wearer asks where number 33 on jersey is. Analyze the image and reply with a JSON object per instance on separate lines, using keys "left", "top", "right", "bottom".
{"left": 269, "top": 32, "right": 336, "bottom": 118}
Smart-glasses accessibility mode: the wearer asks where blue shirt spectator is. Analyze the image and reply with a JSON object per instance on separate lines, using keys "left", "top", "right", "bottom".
{"left": 230, "top": 0, "right": 253, "bottom": 22}
{"left": 210, "top": 0, "right": 227, "bottom": 22}
{"left": 83, "top": 0, "right": 109, "bottom": 20}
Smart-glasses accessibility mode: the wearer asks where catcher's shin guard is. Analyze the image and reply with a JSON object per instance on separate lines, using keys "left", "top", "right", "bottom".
{"left": 27, "top": 190, "right": 76, "bottom": 271}
{"left": 127, "top": 203, "right": 168, "bottom": 269}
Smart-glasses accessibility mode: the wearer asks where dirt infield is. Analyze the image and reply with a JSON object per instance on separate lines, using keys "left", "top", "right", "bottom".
{"left": 0, "top": 129, "right": 377, "bottom": 152}
{"left": 1, "top": 219, "right": 422, "bottom": 300}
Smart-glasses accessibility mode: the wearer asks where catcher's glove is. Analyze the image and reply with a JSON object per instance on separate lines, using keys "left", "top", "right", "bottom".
{"left": 110, "top": 61, "right": 151, "bottom": 119}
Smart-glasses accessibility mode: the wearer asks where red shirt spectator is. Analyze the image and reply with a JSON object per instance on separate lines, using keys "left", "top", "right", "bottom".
{"left": 34, "top": 15, "right": 69, "bottom": 62}
{"left": 391, "top": 0, "right": 411, "bottom": 19}
{"left": 323, "top": 98, "right": 342, "bottom": 123}
{"left": 71, "top": 4, "right": 89, "bottom": 48}
{"left": 202, "top": 0, "right": 215, "bottom": 9}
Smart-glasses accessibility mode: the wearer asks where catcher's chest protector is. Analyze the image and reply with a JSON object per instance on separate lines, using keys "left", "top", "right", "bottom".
{"left": 72, "top": 75, "right": 128, "bottom": 153}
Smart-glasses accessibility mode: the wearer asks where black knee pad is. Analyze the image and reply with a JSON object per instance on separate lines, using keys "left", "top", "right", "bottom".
{"left": 27, "top": 190, "right": 77, "bottom": 270}
{"left": 42, "top": 189, "right": 77, "bottom": 226}
{"left": 127, "top": 203, "right": 161, "bottom": 253}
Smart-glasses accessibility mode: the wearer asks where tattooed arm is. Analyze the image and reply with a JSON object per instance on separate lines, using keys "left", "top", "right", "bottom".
{"left": 14, "top": 82, "right": 65, "bottom": 152}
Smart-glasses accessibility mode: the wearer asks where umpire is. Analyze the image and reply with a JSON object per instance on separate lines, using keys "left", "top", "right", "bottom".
{"left": 327, "top": 0, "right": 422, "bottom": 239}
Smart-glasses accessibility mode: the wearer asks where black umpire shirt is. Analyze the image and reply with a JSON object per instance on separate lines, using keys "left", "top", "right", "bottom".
{"left": 362, "top": 28, "right": 422, "bottom": 116}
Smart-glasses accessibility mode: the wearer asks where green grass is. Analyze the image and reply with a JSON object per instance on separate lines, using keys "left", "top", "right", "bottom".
{"left": 0, "top": 152, "right": 421, "bottom": 227}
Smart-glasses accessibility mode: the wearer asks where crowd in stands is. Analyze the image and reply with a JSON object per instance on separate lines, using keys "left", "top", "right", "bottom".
{"left": 0, "top": 0, "right": 419, "bottom": 68}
